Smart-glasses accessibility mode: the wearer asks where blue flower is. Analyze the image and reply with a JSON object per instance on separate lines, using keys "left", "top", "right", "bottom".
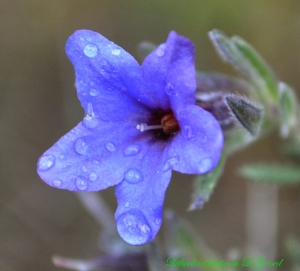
{"left": 37, "top": 30, "right": 223, "bottom": 245}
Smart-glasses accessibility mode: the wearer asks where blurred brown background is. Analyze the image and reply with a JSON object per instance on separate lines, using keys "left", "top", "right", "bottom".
{"left": 0, "top": 0, "right": 300, "bottom": 270}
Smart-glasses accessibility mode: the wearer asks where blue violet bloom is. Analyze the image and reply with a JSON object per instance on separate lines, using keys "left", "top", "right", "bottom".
{"left": 37, "top": 30, "right": 224, "bottom": 245}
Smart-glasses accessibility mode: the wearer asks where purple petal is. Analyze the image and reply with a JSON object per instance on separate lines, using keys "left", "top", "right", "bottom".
{"left": 166, "top": 105, "right": 223, "bottom": 174}
{"left": 115, "top": 148, "right": 171, "bottom": 245}
{"left": 66, "top": 30, "right": 165, "bottom": 121}
{"left": 37, "top": 119, "right": 170, "bottom": 191}
{"left": 142, "top": 31, "right": 196, "bottom": 111}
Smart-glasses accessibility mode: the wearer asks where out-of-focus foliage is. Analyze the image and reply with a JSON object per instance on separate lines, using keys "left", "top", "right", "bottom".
{"left": 239, "top": 164, "right": 300, "bottom": 184}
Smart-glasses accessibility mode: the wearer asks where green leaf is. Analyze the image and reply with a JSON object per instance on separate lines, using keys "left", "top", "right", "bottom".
{"left": 137, "top": 41, "right": 156, "bottom": 62}
{"left": 209, "top": 30, "right": 279, "bottom": 106}
{"left": 279, "top": 82, "right": 298, "bottom": 138}
{"left": 232, "top": 36, "right": 279, "bottom": 103}
{"left": 225, "top": 94, "right": 263, "bottom": 136}
{"left": 209, "top": 30, "right": 247, "bottom": 74}
{"left": 188, "top": 154, "right": 225, "bottom": 210}
{"left": 239, "top": 163, "right": 300, "bottom": 184}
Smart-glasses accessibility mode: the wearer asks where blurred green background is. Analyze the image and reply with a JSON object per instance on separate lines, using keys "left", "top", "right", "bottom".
{"left": 1, "top": 0, "right": 300, "bottom": 270}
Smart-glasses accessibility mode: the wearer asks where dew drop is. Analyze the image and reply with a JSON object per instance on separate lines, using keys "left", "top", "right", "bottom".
{"left": 124, "top": 144, "right": 141, "bottom": 156}
{"left": 83, "top": 103, "right": 97, "bottom": 128}
{"left": 89, "top": 172, "right": 97, "bottom": 181}
{"left": 83, "top": 44, "right": 98, "bottom": 58}
{"left": 52, "top": 179, "right": 62, "bottom": 187}
{"left": 111, "top": 48, "right": 121, "bottom": 56}
{"left": 86, "top": 102, "right": 93, "bottom": 115}
{"left": 165, "top": 83, "right": 176, "bottom": 95}
{"left": 155, "top": 218, "right": 161, "bottom": 226}
{"left": 93, "top": 159, "right": 99, "bottom": 164}
{"left": 200, "top": 158, "right": 213, "bottom": 173}
{"left": 116, "top": 210, "right": 152, "bottom": 245}
{"left": 89, "top": 88, "right": 97, "bottom": 96}
{"left": 101, "top": 60, "right": 107, "bottom": 66}
{"left": 156, "top": 44, "right": 166, "bottom": 57}
{"left": 125, "top": 202, "right": 130, "bottom": 207}
{"left": 107, "top": 181, "right": 112, "bottom": 186}
{"left": 59, "top": 154, "right": 64, "bottom": 159}
{"left": 106, "top": 142, "right": 116, "bottom": 152}
{"left": 81, "top": 166, "right": 88, "bottom": 172}
{"left": 74, "top": 138, "right": 88, "bottom": 155}
{"left": 182, "top": 125, "right": 193, "bottom": 139}
{"left": 38, "top": 154, "right": 56, "bottom": 171}
{"left": 178, "top": 111, "right": 186, "bottom": 119}
{"left": 75, "top": 177, "right": 88, "bottom": 191}
{"left": 124, "top": 168, "right": 143, "bottom": 184}
{"left": 83, "top": 115, "right": 98, "bottom": 129}
{"left": 163, "top": 156, "right": 179, "bottom": 172}
{"left": 100, "top": 69, "right": 105, "bottom": 75}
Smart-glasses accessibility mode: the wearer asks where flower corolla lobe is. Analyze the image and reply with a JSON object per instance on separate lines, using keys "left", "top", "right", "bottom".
{"left": 37, "top": 30, "right": 223, "bottom": 245}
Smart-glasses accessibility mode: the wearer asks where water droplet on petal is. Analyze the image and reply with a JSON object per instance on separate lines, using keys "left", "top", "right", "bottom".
{"left": 178, "top": 111, "right": 186, "bottom": 119}
{"left": 86, "top": 103, "right": 93, "bottom": 115}
{"left": 89, "top": 89, "right": 97, "bottom": 96}
{"left": 89, "top": 172, "right": 97, "bottom": 181}
{"left": 83, "top": 44, "right": 98, "bottom": 58}
{"left": 125, "top": 202, "right": 129, "bottom": 207}
{"left": 83, "top": 115, "right": 98, "bottom": 129}
{"left": 59, "top": 154, "right": 64, "bottom": 159}
{"left": 100, "top": 69, "right": 111, "bottom": 80}
{"left": 81, "top": 166, "right": 88, "bottom": 172}
{"left": 156, "top": 44, "right": 166, "bottom": 57}
{"left": 74, "top": 138, "right": 88, "bottom": 155}
{"left": 38, "top": 154, "right": 56, "bottom": 171}
{"left": 75, "top": 177, "right": 88, "bottom": 191}
{"left": 182, "top": 125, "right": 193, "bottom": 139}
{"left": 124, "top": 144, "right": 141, "bottom": 156}
{"left": 124, "top": 169, "right": 143, "bottom": 184}
{"left": 83, "top": 103, "right": 98, "bottom": 128}
{"left": 111, "top": 48, "right": 121, "bottom": 55}
{"left": 101, "top": 60, "right": 107, "bottom": 66}
{"left": 155, "top": 218, "right": 161, "bottom": 225}
{"left": 107, "top": 181, "right": 112, "bottom": 186}
{"left": 93, "top": 159, "right": 99, "bottom": 164}
{"left": 199, "top": 158, "right": 213, "bottom": 173}
{"left": 52, "top": 179, "right": 62, "bottom": 187}
{"left": 106, "top": 142, "right": 116, "bottom": 152}
{"left": 165, "top": 83, "right": 176, "bottom": 95}
{"left": 116, "top": 210, "right": 152, "bottom": 245}
{"left": 163, "top": 156, "right": 179, "bottom": 172}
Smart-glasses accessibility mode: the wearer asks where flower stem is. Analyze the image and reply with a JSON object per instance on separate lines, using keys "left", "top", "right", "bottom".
{"left": 76, "top": 192, "right": 116, "bottom": 234}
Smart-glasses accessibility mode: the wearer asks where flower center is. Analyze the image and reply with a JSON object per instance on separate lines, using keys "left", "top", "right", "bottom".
{"left": 136, "top": 113, "right": 179, "bottom": 135}
{"left": 161, "top": 113, "right": 179, "bottom": 134}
